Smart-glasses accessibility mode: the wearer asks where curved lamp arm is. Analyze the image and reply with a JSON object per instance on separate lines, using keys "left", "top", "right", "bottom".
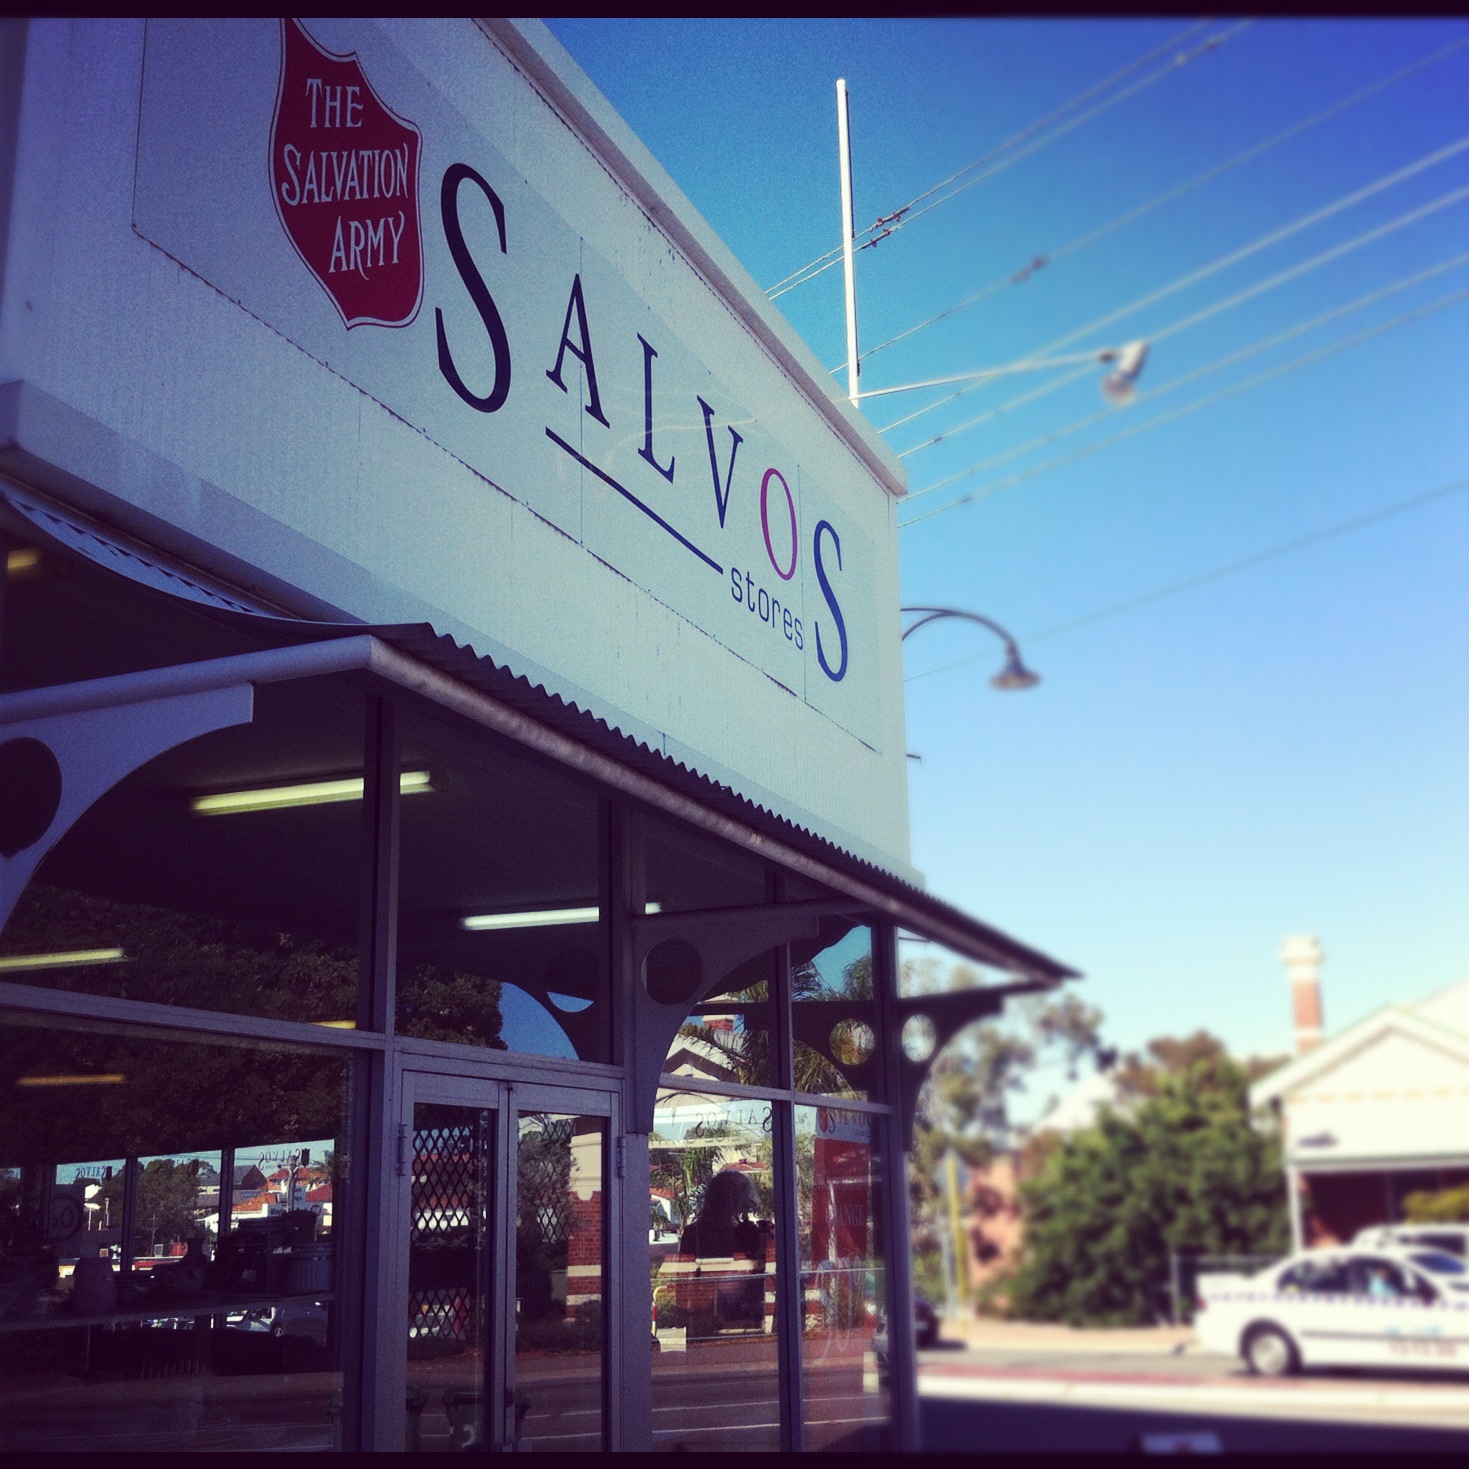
{"left": 900, "top": 605, "right": 1041, "bottom": 690}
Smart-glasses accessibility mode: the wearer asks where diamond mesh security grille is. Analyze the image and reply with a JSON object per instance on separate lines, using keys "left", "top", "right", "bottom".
{"left": 517, "top": 1114, "right": 576, "bottom": 1245}
{"left": 408, "top": 1111, "right": 489, "bottom": 1347}
{"left": 412, "top": 1119, "right": 484, "bottom": 1241}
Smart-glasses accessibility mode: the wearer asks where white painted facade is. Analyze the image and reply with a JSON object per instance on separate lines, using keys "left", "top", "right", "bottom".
{"left": 1252, "top": 979, "right": 1469, "bottom": 1172}
{"left": 0, "top": 17, "right": 914, "bottom": 875}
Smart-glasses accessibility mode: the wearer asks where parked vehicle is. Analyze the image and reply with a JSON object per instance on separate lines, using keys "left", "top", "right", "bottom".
{"left": 1195, "top": 1246, "right": 1469, "bottom": 1378}
{"left": 872, "top": 1295, "right": 941, "bottom": 1371}
{"left": 225, "top": 1299, "right": 330, "bottom": 1345}
{"left": 1353, "top": 1223, "right": 1469, "bottom": 1260}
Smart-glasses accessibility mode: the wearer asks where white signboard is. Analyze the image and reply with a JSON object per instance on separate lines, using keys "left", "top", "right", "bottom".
{"left": 132, "top": 19, "right": 882, "bottom": 749}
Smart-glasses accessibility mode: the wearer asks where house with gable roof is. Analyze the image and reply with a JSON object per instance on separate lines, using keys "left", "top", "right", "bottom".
{"left": 1250, "top": 976, "right": 1469, "bottom": 1250}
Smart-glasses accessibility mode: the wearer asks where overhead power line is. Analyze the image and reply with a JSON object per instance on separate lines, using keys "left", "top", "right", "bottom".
{"left": 894, "top": 180, "right": 1469, "bottom": 465}
{"left": 852, "top": 26, "right": 1254, "bottom": 251}
{"left": 884, "top": 130, "right": 1469, "bottom": 445}
{"left": 906, "top": 242, "right": 1469, "bottom": 506}
{"left": 909, "top": 250, "right": 1469, "bottom": 501}
{"left": 852, "top": 32, "right": 1469, "bottom": 374}
{"left": 775, "top": 23, "right": 1237, "bottom": 300}
{"left": 905, "top": 473, "right": 1469, "bottom": 685}
{"left": 766, "top": 19, "right": 1231, "bottom": 300}
{"left": 899, "top": 283, "right": 1469, "bottom": 530}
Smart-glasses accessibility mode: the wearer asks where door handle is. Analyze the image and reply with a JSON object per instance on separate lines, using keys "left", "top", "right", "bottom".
{"left": 503, "top": 1387, "right": 532, "bottom": 1451}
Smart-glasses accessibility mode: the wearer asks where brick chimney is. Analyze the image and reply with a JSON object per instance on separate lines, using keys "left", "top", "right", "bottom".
{"left": 1280, "top": 934, "right": 1325, "bottom": 1054}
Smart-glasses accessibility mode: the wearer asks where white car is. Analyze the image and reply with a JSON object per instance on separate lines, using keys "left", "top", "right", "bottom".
{"left": 1353, "top": 1223, "right": 1469, "bottom": 1260}
{"left": 1195, "top": 1246, "right": 1469, "bottom": 1378}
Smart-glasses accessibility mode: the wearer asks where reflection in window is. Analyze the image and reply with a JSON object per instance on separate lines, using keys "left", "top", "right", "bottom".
{"left": 0, "top": 1017, "right": 348, "bottom": 1452}
{"left": 405, "top": 1102, "right": 492, "bottom": 1452}
{"left": 515, "top": 1113, "right": 604, "bottom": 1452}
{"left": 0, "top": 676, "right": 365, "bottom": 1026}
{"left": 795, "top": 1105, "right": 887, "bottom": 1451}
{"left": 650, "top": 1090, "right": 779, "bottom": 1452}
{"left": 664, "top": 951, "right": 776, "bottom": 1089}
{"left": 792, "top": 924, "right": 878, "bottom": 1101}
{"left": 396, "top": 706, "right": 608, "bottom": 1062}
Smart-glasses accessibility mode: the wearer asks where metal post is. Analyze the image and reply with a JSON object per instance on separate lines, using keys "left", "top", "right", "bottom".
{"left": 0, "top": 531, "right": 10, "bottom": 682}
{"left": 946, "top": 1152, "right": 969, "bottom": 1318}
{"left": 1287, "top": 1166, "right": 1305, "bottom": 1253}
{"left": 874, "top": 919, "right": 919, "bottom": 1452}
{"left": 770, "top": 877, "right": 804, "bottom": 1451}
{"left": 836, "top": 79, "right": 860, "bottom": 408}
{"left": 120, "top": 1156, "right": 138, "bottom": 1278}
{"left": 349, "top": 693, "right": 400, "bottom": 1452}
{"left": 608, "top": 801, "right": 654, "bottom": 1453}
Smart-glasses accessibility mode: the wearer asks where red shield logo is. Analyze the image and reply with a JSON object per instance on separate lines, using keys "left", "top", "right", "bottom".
{"left": 270, "top": 19, "right": 423, "bottom": 329}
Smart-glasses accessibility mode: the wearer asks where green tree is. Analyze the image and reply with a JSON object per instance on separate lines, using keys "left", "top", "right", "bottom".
{"left": 1004, "top": 1034, "right": 1289, "bottom": 1326}
{"left": 1402, "top": 1184, "right": 1469, "bottom": 1223}
{"left": 117, "top": 1157, "right": 208, "bottom": 1257}
{"left": 903, "top": 968, "right": 1112, "bottom": 1308}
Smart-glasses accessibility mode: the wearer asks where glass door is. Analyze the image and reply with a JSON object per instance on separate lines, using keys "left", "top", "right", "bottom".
{"left": 395, "top": 1073, "right": 611, "bottom": 1453}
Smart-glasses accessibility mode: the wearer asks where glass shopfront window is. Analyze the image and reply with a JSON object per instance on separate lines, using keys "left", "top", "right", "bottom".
{"left": 795, "top": 1105, "right": 888, "bottom": 1451}
{"left": 643, "top": 816, "right": 768, "bottom": 914}
{"left": 0, "top": 674, "right": 366, "bottom": 1027}
{"left": 792, "top": 925, "right": 878, "bottom": 1101}
{"left": 0, "top": 542, "right": 913, "bottom": 1454}
{"left": 396, "top": 704, "right": 609, "bottom": 1062}
{"left": 0, "top": 1016, "right": 350, "bottom": 1453}
{"left": 662, "top": 949, "right": 778, "bottom": 1090}
{"left": 649, "top": 1089, "right": 780, "bottom": 1452}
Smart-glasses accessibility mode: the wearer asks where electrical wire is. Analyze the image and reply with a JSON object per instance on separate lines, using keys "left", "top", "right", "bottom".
{"left": 765, "top": 26, "right": 1203, "bottom": 302}
{"left": 899, "top": 283, "right": 1469, "bottom": 530}
{"left": 856, "top": 24, "right": 1254, "bottom": 252}
{"left": 764, "top": 19, "right": 1225, "bottom": 299}
{"left": 884, "top": 131, "right": 1469, "bottom": 445}
{"left": 773, "top": 24, "right": 1237, "bottom": 300}
{"left": 851, "top": 32, "right": 1469, "bottom": 374}
{"left": 904, "top": 473, "right": 1469, "bottom": 685}
{"left": 906, "top": 245, "right": 1469, "bottom": 505}
{"left": 892, "top": 179, "right": 1469, "bottom": 468}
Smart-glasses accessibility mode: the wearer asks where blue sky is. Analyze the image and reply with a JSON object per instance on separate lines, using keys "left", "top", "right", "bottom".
{"left": 547, "top": 19, "right": 1469, "bottom": 1069}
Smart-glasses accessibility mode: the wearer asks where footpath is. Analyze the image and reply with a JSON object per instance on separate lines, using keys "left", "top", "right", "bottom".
{"left": 917, "top": 1316, "right": 1469, "bottom": 1430}
{"left": 941, "top": 1315, "right": 1195, "bottom": 1355}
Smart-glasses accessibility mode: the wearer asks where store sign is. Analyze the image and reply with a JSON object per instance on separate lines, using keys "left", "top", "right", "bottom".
{"left": 134, "top": 20, "right": 881, "bottom": 748}
{"left": 269, "top": 20, "right": 423, "bottom": 328}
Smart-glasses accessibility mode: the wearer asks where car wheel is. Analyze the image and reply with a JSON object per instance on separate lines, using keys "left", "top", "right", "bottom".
{"left": 1243, "top": 1323, "right": 1298, "bottom": 1378}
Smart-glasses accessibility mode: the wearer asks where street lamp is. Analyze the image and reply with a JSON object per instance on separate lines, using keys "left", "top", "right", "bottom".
{"left": 853, "top": 341, "right": 1149, "bottom": 405}
{"left": 834, "top": 84, "right": 1148, "bottom": 411}
{"left": 901, "top": 606, "right": 1041, "bottom": 691}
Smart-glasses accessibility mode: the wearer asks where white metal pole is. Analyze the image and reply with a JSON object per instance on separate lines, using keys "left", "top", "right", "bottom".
{"left": 836, "top": 79, "right": 860, "bottom": 408}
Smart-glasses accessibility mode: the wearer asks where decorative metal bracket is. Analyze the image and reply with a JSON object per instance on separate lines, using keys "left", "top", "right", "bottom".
{"left": 893, "top": 978, "right": 1056, "bottom": 1149}
{"left": 0, "top": 683, "right": 255, "bottom": 932}
{"left": 627, "top": 897, "right": 866, "bottom": 1132}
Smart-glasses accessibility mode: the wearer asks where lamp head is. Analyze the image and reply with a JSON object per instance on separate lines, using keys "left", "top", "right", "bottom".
{"left": 990, "top": 650, "right": 1041, "bottom": 691}
{"left": 1100, "top": 340, "right": 1148, "bottom": 405}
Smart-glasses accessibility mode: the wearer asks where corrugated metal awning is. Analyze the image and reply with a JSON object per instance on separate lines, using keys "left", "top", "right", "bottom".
{"left": 0, "top": 479, "right": 1078, "bottom": 982}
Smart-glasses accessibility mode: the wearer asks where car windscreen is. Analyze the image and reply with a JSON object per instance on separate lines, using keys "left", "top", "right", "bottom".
{"left": 1410, "top": 1251, "right": 1467, "bottom": 1276}
{"left": 1278, "top": 1259, "right": 1352, "bottom": 1294}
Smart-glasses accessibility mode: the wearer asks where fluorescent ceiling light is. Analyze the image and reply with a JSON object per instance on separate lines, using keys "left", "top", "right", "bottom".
{"left": 462, "top": 906, "right": 599, "bottom": 931}
{"left": 16, "top": 1074, "right": 127, "bottom": 1087}
{"left": 460, "top": 901, "right": 661, "bottom": 932}
{"left": 192, "top": 769, "right": 432, "bottom": 815}
{"left": 0, "top": 948, "right": 127, "bottom": 972}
